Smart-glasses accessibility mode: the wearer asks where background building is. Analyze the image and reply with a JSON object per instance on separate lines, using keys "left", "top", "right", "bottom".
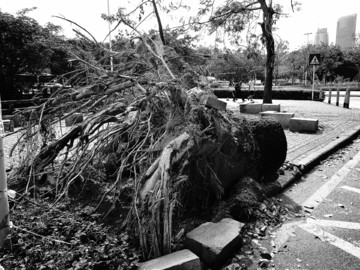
{"left": 336, "top": 14, "right": 357, "bottom": 48}
{"left": 315, "top": 28, "right": 329, "bottom": 45}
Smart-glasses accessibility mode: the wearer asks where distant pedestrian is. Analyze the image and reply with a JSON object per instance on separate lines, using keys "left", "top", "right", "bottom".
{"left": 248, "top": 80, "right": 255, "bottom": 101}
{"left": 233, "top": 81, "right": 245, "bottom": 102}
{"left": 249, "top": 80, "right": 254, "bottom": 91}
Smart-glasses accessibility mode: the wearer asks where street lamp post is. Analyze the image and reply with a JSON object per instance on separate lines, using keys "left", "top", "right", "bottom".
{"left": 303, "top": 33, "right": 312, "bottom": 86}
{"left": 304, "top": 32, "right": 312, "bottom": 45}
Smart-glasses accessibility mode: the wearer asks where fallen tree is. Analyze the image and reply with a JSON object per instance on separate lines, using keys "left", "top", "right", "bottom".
{"left": 7, "top": 24, "right": 287, "bottom": 260}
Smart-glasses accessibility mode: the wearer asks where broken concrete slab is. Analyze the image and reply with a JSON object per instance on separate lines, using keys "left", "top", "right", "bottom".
{"left": 202, "top": 96, "right": 227, "bottom": 111}
{"left": 138, "top": 249, "right": 201, "bottom": 270}
{"left": 185, "top": 218, "right": 244, "bottom": 268}
{"left": 260, "top": 111, "right": 295, "bottom": 129}
{"left": 289, "top": 118, "right": 319, "bottom": 133}
{"left": 65, "top": 113, "right": 84, "bottom": 126}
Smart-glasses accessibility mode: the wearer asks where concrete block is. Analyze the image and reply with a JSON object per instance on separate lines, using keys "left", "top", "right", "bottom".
{"left": 65, "top": 113, "right": 84, "bottom": 126}
{"left": 202, "top": 96, "right": 227, "bottom": 111}
{"left": 262, "top": 103, "right": 280, "bottom": 112}
{"left": 138, "top": 249, "right": 201, "bottom": 270}
{"left": 185, "top": 218, "right": 244, "bottom": 267}
{"left": 2, "top": 120, "right": 14, "bottom": 132}
{"left": 289, "top": 117, "right": 318, "bottom": 133}
{"left": 239, "top": 103, "right": 262, "bottom": 114}
{"left": 260, "top": 111, "right": 295, "bottom": 128}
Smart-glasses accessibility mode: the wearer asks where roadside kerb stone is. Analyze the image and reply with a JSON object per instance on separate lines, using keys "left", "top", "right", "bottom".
{"left": 138, "top": 249, "right": 201, "bottom": 270}
{"left": 277, "top": 124, "right": 360, "bottom": 190}
{"left": 185, "top": 218, "right": 244, "bottom": 268}
{"left": 260, "top": 111, "right": 295, "bottom": 129}
{"left": 289, "top": 117, "right": 318, "bottom": 133}
{"left": 295, "top": 124, "right": 360, "bottom": 170}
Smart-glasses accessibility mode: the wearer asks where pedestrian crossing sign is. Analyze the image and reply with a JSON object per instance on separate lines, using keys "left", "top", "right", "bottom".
{"left": 309, "top": 54, "right": 321, "bottom": 65}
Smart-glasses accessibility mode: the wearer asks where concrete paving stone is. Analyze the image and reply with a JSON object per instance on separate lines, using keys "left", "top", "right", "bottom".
{"left": 262, "top": 103, "right": 280, "bottom": 112}
{"left": 239, "top": 103, "right": 262, "bottom": 114}
{"left": 289, "top": 118, "right": 319, "bottom": 133}
{"left": 185, "top": 218, "right": 244, "bottom": 268}
{"left": 138, "top": 249, "right": 201, "bottom": 270}
{"left": 260, "top": 111, "right": 294, "bottom": 128}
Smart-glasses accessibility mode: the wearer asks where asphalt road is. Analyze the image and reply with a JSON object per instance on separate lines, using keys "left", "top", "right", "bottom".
{"left": 273, "top": 137, "right": 360, "bottom": 269}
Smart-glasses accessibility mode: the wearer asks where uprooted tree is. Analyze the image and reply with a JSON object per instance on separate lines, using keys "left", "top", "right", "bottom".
{"left": 8, "top": 4, "right": 287, "bottom": 261}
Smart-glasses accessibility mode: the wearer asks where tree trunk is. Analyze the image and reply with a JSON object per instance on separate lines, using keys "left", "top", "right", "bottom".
{"left": 259, "top": 1, "right": 275, "bottom": 104}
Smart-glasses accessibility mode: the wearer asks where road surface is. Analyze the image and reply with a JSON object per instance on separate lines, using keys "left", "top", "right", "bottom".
{"left": 272, "top": 137, "right": 360, "bottom": 269}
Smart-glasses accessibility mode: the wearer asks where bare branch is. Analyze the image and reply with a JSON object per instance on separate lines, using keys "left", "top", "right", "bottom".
{"left": 52, "top": 15, "right": 98, "bottom": 45}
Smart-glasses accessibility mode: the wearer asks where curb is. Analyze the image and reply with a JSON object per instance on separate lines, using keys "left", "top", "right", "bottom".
{"left": 269, "top": 124, "right": 360, "bottom": 195}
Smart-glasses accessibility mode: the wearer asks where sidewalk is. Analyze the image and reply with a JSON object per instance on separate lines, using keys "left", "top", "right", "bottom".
{"left": 224, "top": 99, "right": 360, "bottom": 189}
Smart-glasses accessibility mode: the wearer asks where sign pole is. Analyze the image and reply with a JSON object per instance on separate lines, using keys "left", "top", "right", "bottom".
{"left": 0, "top": 96, "right": 9, "bottom": 246}
{"left": 309, "top": 53, "right": 321, "bottom": 100}
{"left": 312, "top": 65, "right": 315, "bottom": 100}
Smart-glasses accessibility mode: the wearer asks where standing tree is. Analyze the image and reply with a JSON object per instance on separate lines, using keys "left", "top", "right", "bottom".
{"left": 315, "top": 44, "right": 344, "bottom": 84}
{"left": 273, "top": 38, "right": 289, "bottom": 84}
{"left": 184, "top": 0, "right": 300, "bottom": 103}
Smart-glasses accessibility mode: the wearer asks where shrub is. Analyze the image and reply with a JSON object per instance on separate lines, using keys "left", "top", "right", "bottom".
{"left": 213, "top": 88, "right": 324, "bottom": 100}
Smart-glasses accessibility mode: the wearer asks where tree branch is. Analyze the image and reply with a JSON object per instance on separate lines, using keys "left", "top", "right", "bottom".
{"left": 152, "top": 0, "right": 166, "bottom": 45}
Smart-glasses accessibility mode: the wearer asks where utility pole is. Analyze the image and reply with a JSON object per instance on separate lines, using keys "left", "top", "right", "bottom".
{"left": 107, "top": 0, "right": 113, "bottom": 71}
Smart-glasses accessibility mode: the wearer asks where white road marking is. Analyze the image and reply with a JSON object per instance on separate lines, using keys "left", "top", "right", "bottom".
{"left": 308, "top": 218, "right": 360, "bottom": 230}
{"left": 275, "top": 152, "right": 360, "bottom": 260}
{"left": 273, "top": 220, "right": 303, "bottom": 252}
{"left": 303, "top": 151, "right": 360, "bottom": 209}
{"left": 299, "top": 221, "right": 360, "bottom": 259}
{"left": 340, "top": 185, "right": 360, "bottom": 194}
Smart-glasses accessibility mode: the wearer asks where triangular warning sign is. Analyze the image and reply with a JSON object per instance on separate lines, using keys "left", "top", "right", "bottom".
{"left": 310, "top": 56, "right": 319, "bottom": 65}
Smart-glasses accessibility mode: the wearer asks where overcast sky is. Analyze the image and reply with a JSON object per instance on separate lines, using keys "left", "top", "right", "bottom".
{"left": 1, "top": 0, "right": 360, "bottom": 51}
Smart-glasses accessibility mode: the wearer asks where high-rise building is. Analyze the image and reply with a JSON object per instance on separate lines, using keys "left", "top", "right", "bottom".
{"left": 336, "top": 14, "right": 357, "bottom": 48}
{"left": 315, "top": 28, "right": 329, "bottom": 45}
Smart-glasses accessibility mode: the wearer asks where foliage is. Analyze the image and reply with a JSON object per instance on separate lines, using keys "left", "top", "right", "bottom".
{"left": 314, "top": 44, "right": 344, "bottom": 83}
{"left": 0, "top": 195, "right": 139, "bottom": 269}
{"left": 283, "top": 44, "right": 360, "bottom": 84}
{"left": 273, "top": 39, "right": 290, "bottom": 82}
{"left": 0, "top": 10, "right": 73, "bottom": 99}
